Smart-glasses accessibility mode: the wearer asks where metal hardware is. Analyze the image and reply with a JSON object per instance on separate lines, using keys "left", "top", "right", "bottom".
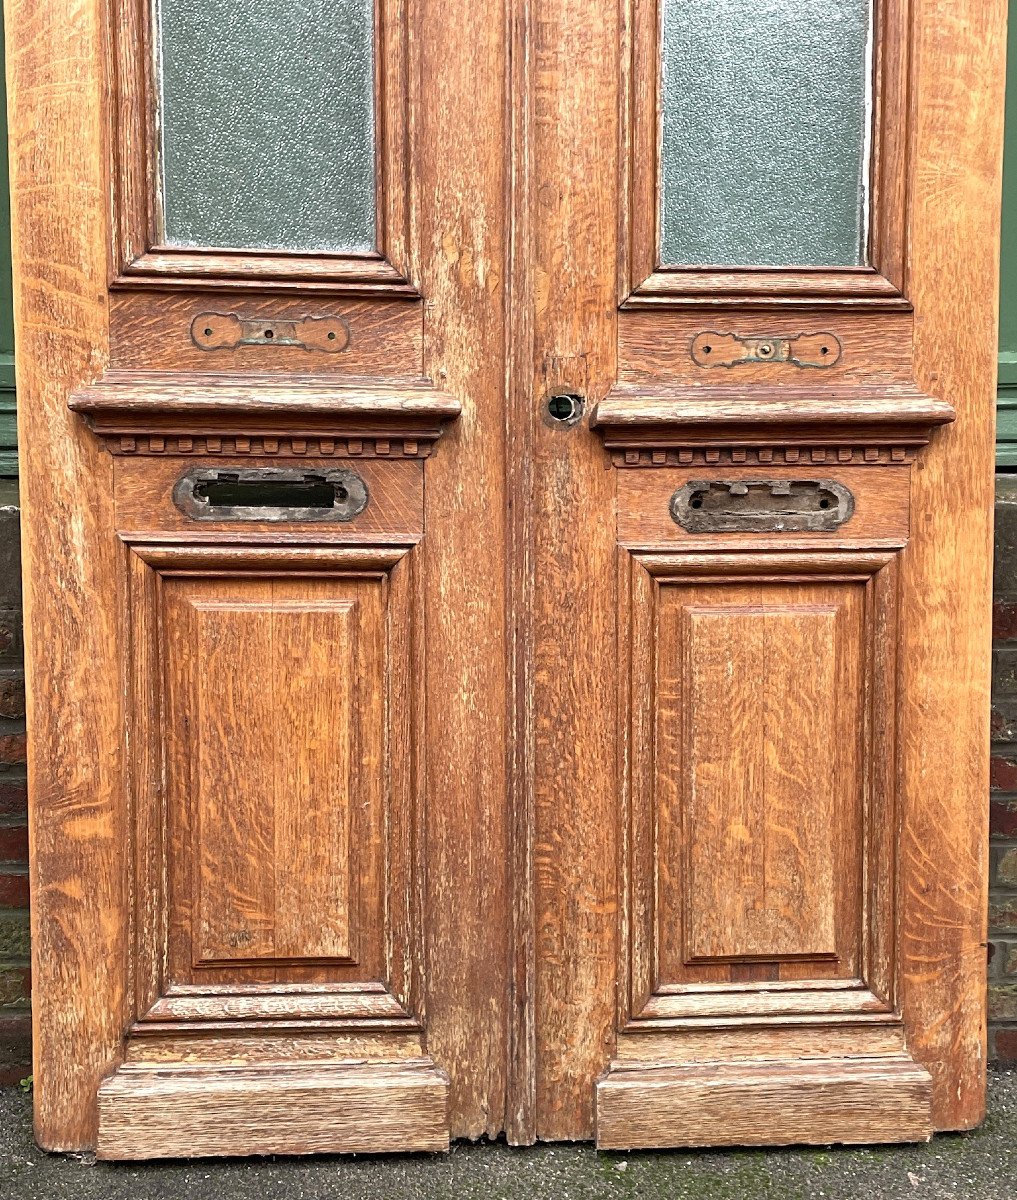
{"left": 173, "top": 467, "right": 369, "bottom": 523}
{"left": 191, "top": 312, "right": 351, "bottom": 353}
{"left": 545, "top": 391, "right": 585, "bottom": 427}
{"left": 691, "top": 331, "right": 842, "bottom": 369}
{"left": 670, "top": 479, "right": 855, "bottom": 533}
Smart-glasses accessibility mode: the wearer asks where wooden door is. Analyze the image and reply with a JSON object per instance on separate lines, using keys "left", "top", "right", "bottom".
{"left": 516, "top": 0, "right": 1005, "bottom": 1148}
{"left": 5, "top": 0, "right": 1006, "bottom": 1159}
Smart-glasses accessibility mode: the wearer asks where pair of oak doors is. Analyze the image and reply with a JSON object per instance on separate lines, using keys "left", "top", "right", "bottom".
{"left": 7, "top": 0, "right": 1004, "bottom": 1160}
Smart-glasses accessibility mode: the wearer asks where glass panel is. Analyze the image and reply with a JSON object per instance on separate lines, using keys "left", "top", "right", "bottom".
{"left": 156, "top": 0, "right": 376, "bottom": 254}
{"left": 659, "top": 0, "right": 872, "bottom": 268}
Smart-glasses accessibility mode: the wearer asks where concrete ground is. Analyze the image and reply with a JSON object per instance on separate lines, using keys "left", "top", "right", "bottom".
{"left": 0, "top": 1068, "right": 1015, "bottom": 1200}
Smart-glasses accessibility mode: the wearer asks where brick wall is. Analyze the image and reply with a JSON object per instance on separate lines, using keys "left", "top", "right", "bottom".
{"left": 0, "top": 484, "right": 1014, "bottom": 1078}
{"left": 0, "top": 482, "right": 27, "bottom": 1086}
{"left": 991, "top": 477, "right": 1017, "bottom": 1061}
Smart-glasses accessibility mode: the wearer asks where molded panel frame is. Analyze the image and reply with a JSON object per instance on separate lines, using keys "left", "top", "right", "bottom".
{"left": 617, "top": 548, "right": 902, "bottom": 1033}
{"left": 110, "top": 0, "right": 418, "bottom": 292}
{"left": 620, "top": 0, "right": 912, "bottom": 306}
{"left": 123, "top": 541, "right": 427, "bottom": 1045}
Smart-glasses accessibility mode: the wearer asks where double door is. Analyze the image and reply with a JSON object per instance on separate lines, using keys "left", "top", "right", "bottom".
{"left": 8, "top": 0, "right": 1003, "bottom": 1157}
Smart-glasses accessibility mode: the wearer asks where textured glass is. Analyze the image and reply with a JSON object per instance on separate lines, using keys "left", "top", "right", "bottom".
{"left": 659, "top": 0, "right": 872, "bottom": 267}
{"left": 156, "top": 0, "right": 375, "bottom": 254}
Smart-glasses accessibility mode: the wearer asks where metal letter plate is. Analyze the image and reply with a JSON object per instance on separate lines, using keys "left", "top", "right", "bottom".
{"left": 670, "top": 479, "right": 855, "bottom": 533}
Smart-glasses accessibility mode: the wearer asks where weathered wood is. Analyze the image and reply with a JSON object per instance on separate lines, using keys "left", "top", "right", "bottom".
{"left": 896, "top": 0, "right": 1006, "bottom": 1131}
{"left": 5, "top": 0, "right": 126, "bottom": 1150}
{"left": 97, "top": 1060, "right": 450, "bottom": 1159}
{"left": 8, "top": 0, "right": 1003, "bottom": 1156}
{"left": 416, "top": 0, "right": 510, "bottom": 1140}
{"left": 596, "top": 1057, "right": 933, "bottom": 1149}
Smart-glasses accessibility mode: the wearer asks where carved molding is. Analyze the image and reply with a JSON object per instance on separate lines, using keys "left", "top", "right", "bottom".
{"left": 592, "top": 384, "right": 955, "bottom": 465}
{"left": 70, "top": 371, "right": 462, "bottom": 458}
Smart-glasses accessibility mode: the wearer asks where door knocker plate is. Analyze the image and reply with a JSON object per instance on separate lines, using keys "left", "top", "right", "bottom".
{"left": 691, "top": 331, "right": 842, "bottom": 369}
{"left": 191, "top": 312, "right": 351, "bottom": 353}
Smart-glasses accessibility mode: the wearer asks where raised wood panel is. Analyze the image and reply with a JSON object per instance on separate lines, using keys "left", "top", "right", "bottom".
{"left": 164, "top": 581, "right": 361, "bottom": 967}
{"left": 128, "top": 544, "right": 422, "bottom": 1009}
{"left": 624, "top": 551, "right": 898, "bottom": 1023}
{"left": 109, "top": 293, "right": 423, "bottom": 378}
{"left": 678, "top": 590, "right": 857, "bottom": 963}
{"left": 657, "top": 581, "right": 861, "bottom": 978}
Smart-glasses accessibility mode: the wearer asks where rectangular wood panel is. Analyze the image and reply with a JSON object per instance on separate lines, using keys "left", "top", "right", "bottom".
{"left": 678, "top": 593, "right": 855, "bottom": 962}
{"left": 163, "top": 576, "right": 380, "bottom": 971}
{"left": 655, "top": 579, "right": 863, "bottom": 980}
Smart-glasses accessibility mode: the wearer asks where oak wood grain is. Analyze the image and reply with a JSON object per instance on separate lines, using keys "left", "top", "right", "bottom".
{"left": 616, "top": 466, "right": 910, "bottom": 550}
{"left": 896, "top": 0, "right": 1006, "bottom": 1130}
{"left": 595, "top": 1057, "right": 933, "bottom": 1149}
{"left": 109, "top": 293, "right": 424, "bottom": 377}
{"left": 5, "top": 0, "right": 127, "bottom": 1150}
{"left": 416, "top": 0, "right": 510, "bottom": 1139}
{"left": 114, "top": 456, "right": 424, "bottom": 544}
{"left": 97, "top": 1060, "right": 451, "bottom": 1159}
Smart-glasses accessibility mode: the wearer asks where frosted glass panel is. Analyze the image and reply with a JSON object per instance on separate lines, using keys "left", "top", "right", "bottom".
{"left": 659, "top": 0, "right": 872, "bottom": 267}
{"left": 156, "top": 0, "right": 375, "bottom": 254}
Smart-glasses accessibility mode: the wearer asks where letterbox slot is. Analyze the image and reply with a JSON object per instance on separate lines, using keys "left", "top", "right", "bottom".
{"left": 173, "top": 467, "right": 369, "bottom": 523}
{"left": 669, "top": 478, "right": 854, "bottom": 534}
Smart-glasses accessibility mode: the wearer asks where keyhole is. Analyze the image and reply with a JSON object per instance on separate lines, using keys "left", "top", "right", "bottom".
{"left": 546, "top": 393, "right": 584, "bottom": 425}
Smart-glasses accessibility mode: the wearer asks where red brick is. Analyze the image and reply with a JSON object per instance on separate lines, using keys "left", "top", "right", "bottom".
{"left": 994, "top": 1028, "right": 1017, "bottom": 1062}
{"left": 990, "top": 756, "right": 1017, "bottom": 791}
{"left": 0, "top": 675, "right": 25, "bottom": 719}
{"left": 0, "top": 824, "right": 28, "bottom": 862}
{"left": 994, "top": 600, "right": 1017, "bottom": 639}
{"left": 0, "top": 778, "right": 26, "bottom": 817}
{"left": 0, "top": 733, "right": 26, "bottom": 766}
{"left": 991, "top": 798, "right": 1017, "bottom": 837}
{"left": 0, "top": 964, "right": 30, "bottom": 1006}
{"left": 988, "top": 984, "right": 1017, "bottom": 1020}
{"left": 989, "top": 895, "right": 1017, "bottom": 930}
{"left": 0, "top": 870, "right": 29, "bottom": 907}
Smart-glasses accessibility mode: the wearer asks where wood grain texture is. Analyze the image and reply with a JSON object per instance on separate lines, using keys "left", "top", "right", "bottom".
{"left": 4, "top": 0, "right": 127, "bottom": 1150}
{"left": 525, "top": 0, "right": 620, "bottom": 1140}
{"left": 896, "top": 0, "right": 1006, "bottom": 1130}
{"left": 96, "top": 1060, "right": 450, "bottom": 1159}
{"left": 677, "top": 589, "right": 854, "bottom": 963}
{"left": 128, "top": 544, "right": 421, "bottom": 1003}
{"left": 166, "top": 580, "right": 359, "bottom": 967}
{"left": 416, "top": 0, "right": 509, "bottom": 1139}
{"left": 114, "top": 456, "right": 424, "bottom": 544}
{"left": 623, "top": 551, "right": 899, "bottom": 1019}
{"left": 616, "top": 466, "right": 910, "bottom": 550}
{"left": 11, "top": 0, "right": 1003, "bottom": 1154}
{"left": 110, "top": 293, "right": 423, "bottom": 377}
{"left": 618, "top": 311, "right": 915, "bottom": 386}
{"left": 595, "top": 1057, "right": 932, "bottom": 1149}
